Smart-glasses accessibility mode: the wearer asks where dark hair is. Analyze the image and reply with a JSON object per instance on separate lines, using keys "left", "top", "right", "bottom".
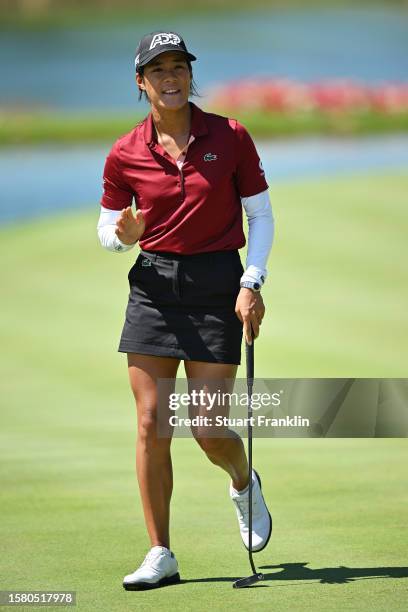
{"left": 137, "top": 60, "right": 199, "bottom": 102}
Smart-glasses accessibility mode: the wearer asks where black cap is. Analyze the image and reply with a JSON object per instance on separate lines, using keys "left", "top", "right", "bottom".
{"left": 135, "top": 31, "right": 196, "bottom": 73}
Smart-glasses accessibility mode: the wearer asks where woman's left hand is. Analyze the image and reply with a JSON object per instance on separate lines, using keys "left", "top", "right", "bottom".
{"left": 235, "top": 288, "right": 265, "bottom": 345}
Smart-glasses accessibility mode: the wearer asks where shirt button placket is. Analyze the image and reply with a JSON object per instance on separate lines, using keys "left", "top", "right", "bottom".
{"left": 179, "top": 168, "right": 185, "bottom": 202}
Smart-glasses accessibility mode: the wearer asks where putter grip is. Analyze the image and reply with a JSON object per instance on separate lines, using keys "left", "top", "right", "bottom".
{"left": 245, "top": 339, "right": 254, "bottom": 383}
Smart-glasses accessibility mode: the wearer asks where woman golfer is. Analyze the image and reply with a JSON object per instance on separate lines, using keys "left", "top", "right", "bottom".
{"left": 97, "top": 31, "right": 274, "bottom": 590}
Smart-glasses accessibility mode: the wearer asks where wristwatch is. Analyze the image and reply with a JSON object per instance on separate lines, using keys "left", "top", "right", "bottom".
{"left": 240, "top": 279, "right": 263, "bottom": 292}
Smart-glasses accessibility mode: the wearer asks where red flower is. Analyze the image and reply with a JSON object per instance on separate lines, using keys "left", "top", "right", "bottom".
{"left": 209, "top": 79, "right": 408, "bottom": 115}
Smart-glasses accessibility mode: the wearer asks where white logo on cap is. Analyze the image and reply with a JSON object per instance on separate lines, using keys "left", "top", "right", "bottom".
{"left": 134, "top": 53, "right": 140, "bottom": 68}
{"left": 259, "top": 160, "right": 265, "bottom": 177}
{"left": 150, "top": 33, "right": 181, "bottom": 50}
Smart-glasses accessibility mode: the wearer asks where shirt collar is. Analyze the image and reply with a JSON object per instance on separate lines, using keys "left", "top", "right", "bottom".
{"left": 144, "top": 102, "right": 208, "bottom": 147}
{"left": 189, "top": 102, "right": 208, "bottom": 138}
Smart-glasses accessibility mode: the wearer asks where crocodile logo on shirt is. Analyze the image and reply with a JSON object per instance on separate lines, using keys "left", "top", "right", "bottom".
{"left": 203, "top": 153, "right": 218, "bottom": 162}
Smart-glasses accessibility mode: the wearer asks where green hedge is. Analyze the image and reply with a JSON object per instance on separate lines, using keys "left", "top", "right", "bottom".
{"left": 1, "top": 109, "right": 408, "bottom": 146}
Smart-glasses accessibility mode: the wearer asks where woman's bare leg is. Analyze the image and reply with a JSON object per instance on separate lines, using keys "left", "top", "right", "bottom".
{"left": 127, "top": 353, "right": 180, "bottom": 549}
{"left": 184, "top": 361, "right": 249, "bottom": 491}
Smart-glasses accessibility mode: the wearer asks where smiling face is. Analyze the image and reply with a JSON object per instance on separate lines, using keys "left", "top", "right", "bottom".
{"left": 136, "top": 51, "right": 192, "bottom": 111}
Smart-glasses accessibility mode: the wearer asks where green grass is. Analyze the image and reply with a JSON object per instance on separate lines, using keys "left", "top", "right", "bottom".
{"left": 1, "top": 171, "right": 407, "bottom": 610}
{"left": 2, "top": 1, "right": 406, "bottom": 31}
{"left": 0, "top": 113, "right": 143, "bottom": 146}
{"left": 1, "top": 110, "right": 408, "bottom": 146}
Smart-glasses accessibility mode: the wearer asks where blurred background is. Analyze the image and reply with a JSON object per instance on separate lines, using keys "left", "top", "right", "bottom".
{"left": 1, "top": 2, "right": 407, "bottom": 609}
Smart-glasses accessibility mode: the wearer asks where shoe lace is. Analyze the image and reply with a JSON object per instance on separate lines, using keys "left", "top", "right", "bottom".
{"left": 234, "top": 493, "right": 258, "bottom": 519}
{"left": 141, "top": 549, "right": 162, "bottom": 567}
{"left": 234, "top": 497, "right": 249, "bottom": 518}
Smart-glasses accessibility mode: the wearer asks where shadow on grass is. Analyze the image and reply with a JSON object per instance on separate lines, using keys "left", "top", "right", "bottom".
{"left": 181, "top": 562, "right": 408, "bottom": 586}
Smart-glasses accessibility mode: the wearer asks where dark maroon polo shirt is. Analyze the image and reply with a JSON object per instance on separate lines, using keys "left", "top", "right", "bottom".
{"left": 100, "top": 102, "right": 268, "bottom": 254}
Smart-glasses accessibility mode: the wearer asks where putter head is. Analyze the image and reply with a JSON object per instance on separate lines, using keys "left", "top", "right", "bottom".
{"left": 233, "top": 572, "right": 264, "bottom": 588}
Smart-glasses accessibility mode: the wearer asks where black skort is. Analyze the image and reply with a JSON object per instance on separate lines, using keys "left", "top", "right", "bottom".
{"left": 118, "top": 249, "right": 244, "bottom": 364}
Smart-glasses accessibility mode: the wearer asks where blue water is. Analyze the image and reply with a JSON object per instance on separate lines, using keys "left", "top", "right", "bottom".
{"left": 1, "top": 6, "right": 408, "bottom": 111}
{"left": 1, "top": 135, "right": 407, "bottom": 225}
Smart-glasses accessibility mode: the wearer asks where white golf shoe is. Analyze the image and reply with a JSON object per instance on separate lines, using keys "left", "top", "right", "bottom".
{"left": 123, "top": 546, "right": 180, "bottom": 591}
{"left": 230, "top": 469, "right": 272, "bottom": 552}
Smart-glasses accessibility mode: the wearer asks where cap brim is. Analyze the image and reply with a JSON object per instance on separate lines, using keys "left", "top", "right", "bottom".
{"left": 136, "top": 48, "right": 196, "bottom": 71}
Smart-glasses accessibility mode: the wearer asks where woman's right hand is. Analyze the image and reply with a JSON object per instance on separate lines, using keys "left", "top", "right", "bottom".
{"left": 115, "top": 207, "right": 145, "bottom": 245}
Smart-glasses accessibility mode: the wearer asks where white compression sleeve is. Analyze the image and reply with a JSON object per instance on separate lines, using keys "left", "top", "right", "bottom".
{"left": 241, "top": 189, "right": 275, "bottom": 285}
{"left": 97, "top": 206, "right": 137, "bottom": 253}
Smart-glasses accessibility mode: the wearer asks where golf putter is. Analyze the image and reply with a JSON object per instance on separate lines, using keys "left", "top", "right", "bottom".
{"left": 233, "top": 328, "right": 264, "bottom": 588}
